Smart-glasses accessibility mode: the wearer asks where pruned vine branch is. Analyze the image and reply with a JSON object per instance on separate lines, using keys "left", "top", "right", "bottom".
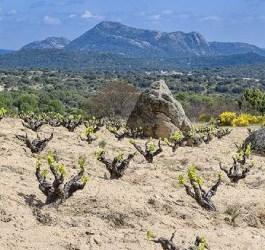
{"left": 16, "top": 133, "right": 53, "bottom": 153}
{"left": 22, "top": 119, "right": 46, "bottom": 132}
{"left": 179, "top": 165, "right": 222, "bottom": 211}
{"left": 148, "top": 231, "right": 209, "bottom": 250}
{"left": 96, "top": 150, "right": 136, "bottom": 179}
{"left": 62, "top": 116, "right": 82, "bottom": 132}
{"left": 130, "top": 139, "right": 162, "bottom": 163}
{"left": 220, "top": 143, "right": 253, "bottom": 183}
{"left": 80, "top": 126, "right": 97, "bottom": 144}
{"left": 35, "top": 153, "right": 89, "bottom": 205}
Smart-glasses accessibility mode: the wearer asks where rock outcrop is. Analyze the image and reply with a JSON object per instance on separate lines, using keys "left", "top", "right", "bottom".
{"left": 127, "top": 80, "right": 192, "bottom": 138}
{"left": 21, "top": 37, "right": 70, "bottom": 50}
{"left": 244, "top": 128, "right": 265, "bottom": 155}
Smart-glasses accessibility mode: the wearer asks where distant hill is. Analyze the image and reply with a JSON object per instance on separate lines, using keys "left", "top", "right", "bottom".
{"left": 66, "top": 21, "right": 211, "bottom": 57}
{"left": 1, "top": 21, "right": 265, "bottom": 71}
{"left": 209, "top": 42, "right": 265, "bottom": 56}
{"left": 66, "top": 21, "right": 265, "bottom": 58}
{"left": 21, "top": 37, "right": 71, "bottom": 50}
{"left": 184, "top": 52, "right": 265, "bottom": 67}
{"left": 0, "top": 49, "right": 134, "bottom": 71}
{"left": 0, "top": 49, "right": 13, "bottom": 55}
{"left": 0, "top": 49, "right": 264, "bottom": 71}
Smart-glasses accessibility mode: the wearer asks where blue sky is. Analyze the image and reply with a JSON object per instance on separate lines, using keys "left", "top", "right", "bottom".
{"left": 0, "top": 0, "right": 265, "bottom": 49}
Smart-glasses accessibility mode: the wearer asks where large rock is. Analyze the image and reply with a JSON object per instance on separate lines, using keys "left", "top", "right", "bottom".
{"left": 127, "top": 80, "right": 192, "bottom": 138}
{"left": 244, "top": 128, "right": 265, "bottom": 155}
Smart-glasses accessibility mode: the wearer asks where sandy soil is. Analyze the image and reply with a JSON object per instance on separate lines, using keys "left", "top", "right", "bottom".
{"left": 0, "top": 118, "right": 265, "bottom": 250}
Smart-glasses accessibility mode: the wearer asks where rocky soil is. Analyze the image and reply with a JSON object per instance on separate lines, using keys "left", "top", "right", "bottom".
{"left": 0, "top": 118, "right": 265, "bottom": 250}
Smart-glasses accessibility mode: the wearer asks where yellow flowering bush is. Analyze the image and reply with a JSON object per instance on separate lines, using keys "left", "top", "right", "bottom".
{"left": 231, "top": 115, "right": 249, "bottom": 127}
{"left": 220, "top": 112, "right": 265, "bottom": 127}
{"left": 232, "top": 113, "right": 264, "bottom": 127}
{"left": 257, "top": 116, "right": 265, "bottom": 124}
{"left": 219, "top": 112, "right": 237, "bottom": 126}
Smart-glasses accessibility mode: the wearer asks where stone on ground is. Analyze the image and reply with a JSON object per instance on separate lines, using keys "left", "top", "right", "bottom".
{"left": 244, "top": 128, "right": 265, "bottom": 155}
{"left": 127, "top": 80, "right": 192, "bottom": 138}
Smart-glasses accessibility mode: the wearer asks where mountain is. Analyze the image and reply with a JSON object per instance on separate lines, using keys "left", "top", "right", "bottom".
{"left": 184, "top": 52, "right": 265, "bottom": 67}
{"left": 209, "top": 42, "right": 265, "bottom": 56}
{"left": 66, "top": 21, "right": 211, "bottom": 57}
{"left": 21, "top": 37, "right": 71, "bottom": 50}
{"left": 0, "top": 49, "right": 13, "bottom": 55}
{"left": 66, "top": 21, "right": 265, "bottom": 58}
{"left": 1, "top": 21, "right": 265, "bottom": 71}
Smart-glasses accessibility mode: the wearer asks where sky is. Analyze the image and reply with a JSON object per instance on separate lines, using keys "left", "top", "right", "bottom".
{"left": 0, "top": 0, "right": 265, "bottom": 50}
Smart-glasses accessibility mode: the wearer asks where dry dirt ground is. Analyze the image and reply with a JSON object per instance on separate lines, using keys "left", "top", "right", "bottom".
{"left": 0, "top": 118, "right": 265, "bottom": 250}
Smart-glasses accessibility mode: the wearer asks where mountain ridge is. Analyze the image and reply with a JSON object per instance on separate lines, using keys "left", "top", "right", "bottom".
{"left": 65, "top": 21, "right": 265, "bottom": 58}
{"left": 209, "top": 41, "right": 265, "bottom": 56}
{"left": 21, "top": 37, "right": 71, "bottom": 50}
{"left": 0, "top": 21, "right": 265, "bottom": 71}
{"left": 66, "top": 21, "right": 211, "bottom": 57}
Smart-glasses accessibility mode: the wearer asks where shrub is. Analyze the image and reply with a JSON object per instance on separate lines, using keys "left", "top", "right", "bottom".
{"left": 198, "top": 113, "right": 213, "bottom": 122}
{"left": 176, "top": 92, "right": 239, "bottom": 121}
{"left": 232, "top": 114, "right": 256, "bottom": 126}
{"left": 17, "top": 94, "right": 39, "bottom": 113}
{"left": 0, "top": 107, "right": 7, "bottom": 120}
{"left": 219, "top": 112, "right": 237, "bottom": 126}
{"left": 86, "top": 81, "right": 140, "bottom": 119}
{"left": 231, "top": 115, "right": 249, "bottom": 127}
{"left": 245, "top": 114, "right": 259, "bottom": 124}
{"left": 240, "top": 88, "right": 265, "bottom": 114}
{"left": 219, "top": 112, "right": 265, "bottom": 127}
{"left": 232, "top": 113, "right": 260, "bottom": 127}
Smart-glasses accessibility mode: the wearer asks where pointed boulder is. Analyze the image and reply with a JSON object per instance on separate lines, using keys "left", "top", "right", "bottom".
{"left": 127, "top": 80, "right": 192, "bottom": 138}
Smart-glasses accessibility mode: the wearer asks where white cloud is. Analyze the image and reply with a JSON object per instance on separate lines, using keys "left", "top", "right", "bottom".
{"left": 81, "top": 10, "right": 103, "bottom": 20}
{"left": 148, "top": 14, "right": 161, "bottom": 20}
{"left": 69, "top": 14, "right": 76, "bottom": 18}
{"left": 81, "top": 10, "right": 93, "bottom": 18}
{"left": 43, "top": 15, "right": 61, "bottom": 25}
{"left": 200, "top": 16, "right": 222, "bottom": 22}
{"left": 140, "top": 10, "right": 190, "bottom": 22}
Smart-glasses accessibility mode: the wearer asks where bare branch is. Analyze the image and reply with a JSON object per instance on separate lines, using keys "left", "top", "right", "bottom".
{"left": 16, "top": 133, "right": 53, "bottom": 153}
{"left": 98, "top": 152, "right": 136, "bottom": 179}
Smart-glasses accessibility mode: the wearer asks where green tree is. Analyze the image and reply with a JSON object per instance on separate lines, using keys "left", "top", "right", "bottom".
{"left": 240, "top": 88, "right": 265, "bottom": 114}
{"left": 16, "top": 94, "right": 38, "bottom": 113}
